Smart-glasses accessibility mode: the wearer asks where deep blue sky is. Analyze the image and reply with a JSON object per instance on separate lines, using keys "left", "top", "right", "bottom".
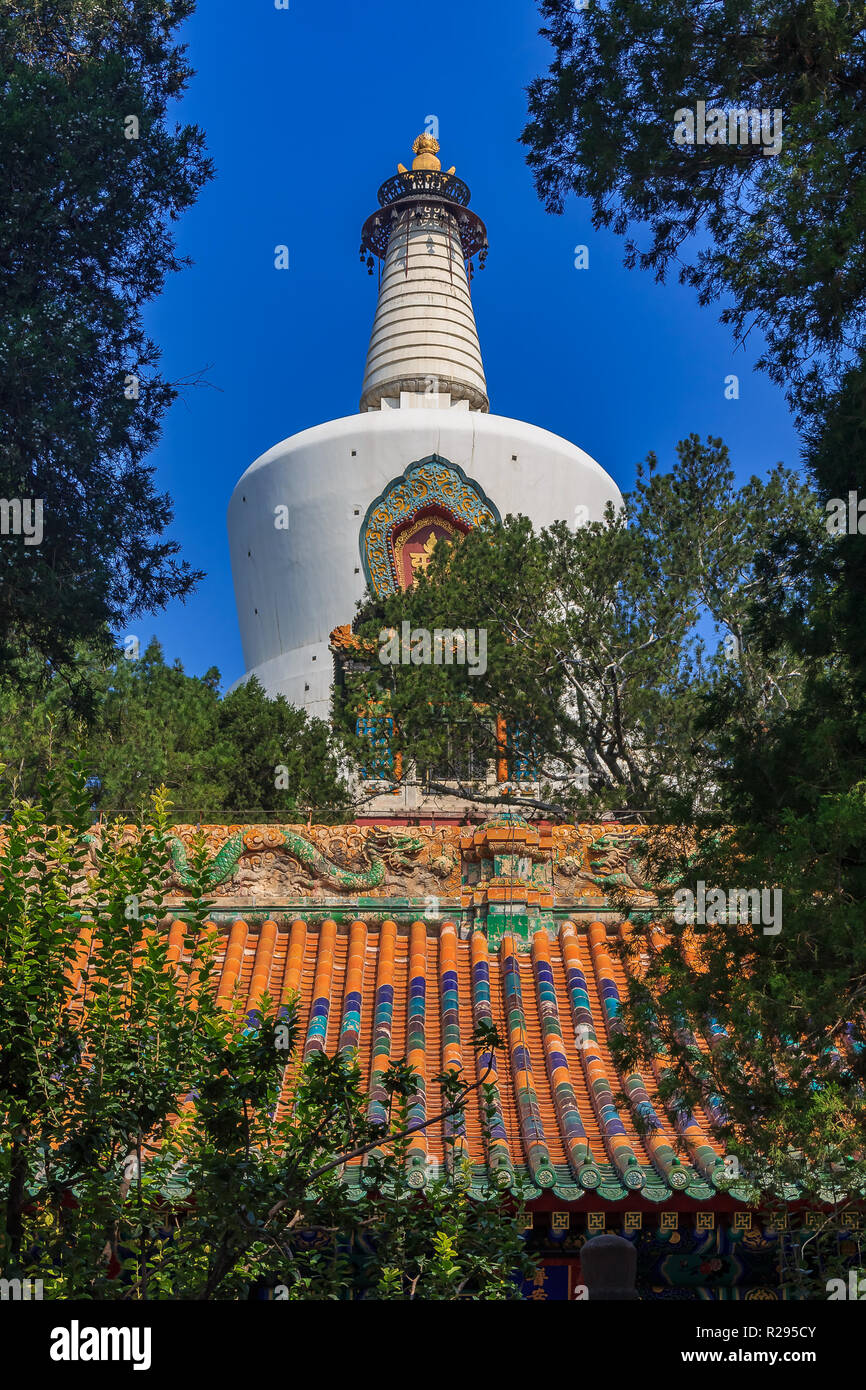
{"left": 139, "top": 0, "right": 802, "bottom": 689}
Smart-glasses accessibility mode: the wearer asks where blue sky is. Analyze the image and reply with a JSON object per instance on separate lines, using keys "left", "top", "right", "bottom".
{"left": 138, "top": 0, "right": 802, "bottom": 689}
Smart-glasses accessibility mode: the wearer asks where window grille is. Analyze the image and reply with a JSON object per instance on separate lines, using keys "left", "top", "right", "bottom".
{"left": 356, "top": 714, "right": 395, "bottom": 779}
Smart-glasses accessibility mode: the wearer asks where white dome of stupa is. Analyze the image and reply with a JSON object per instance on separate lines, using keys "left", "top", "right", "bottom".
{"left": 228, "top": 135, "right": 622, "bottom": 719}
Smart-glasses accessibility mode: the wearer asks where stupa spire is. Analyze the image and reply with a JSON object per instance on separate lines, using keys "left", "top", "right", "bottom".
{"left": 358, "top": 135, "right": 489, "bottom": 413}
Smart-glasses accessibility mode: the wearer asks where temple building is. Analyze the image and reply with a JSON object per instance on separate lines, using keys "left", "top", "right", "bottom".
{"left": 159, "top": 816, "right": 848, "bottom": 1300}
{"left": 210, "top": 138, "right": 859, "bottom": 1298}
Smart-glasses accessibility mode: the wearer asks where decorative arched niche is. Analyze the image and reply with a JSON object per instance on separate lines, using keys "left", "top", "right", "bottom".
{"left": 360, "top": 455, "right": 500, "bottom": 596}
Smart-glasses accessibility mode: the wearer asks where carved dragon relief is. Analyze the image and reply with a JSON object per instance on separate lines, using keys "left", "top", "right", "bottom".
{"left": 163, "top": 824, "right": 460, "bottom": 899}
{"left": 552, "top": 826, "right": 693, "bottom": 923}
{"left": 553, "top": 825, "right": 657, "bottom": 901}
{"left": 76, "top": 821, "right": 680, "bottom": 913}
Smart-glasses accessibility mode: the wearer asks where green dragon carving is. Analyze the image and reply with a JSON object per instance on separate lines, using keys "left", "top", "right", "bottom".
{"left": 581, "top": 831, "right": 669, "bottom": 925}
{"left": 585, "top": 832, "right": 714, "bottom": 895}
{"left": 168, "top": 827, "right": 426, "bottom": 892}
{"left": 170, "top": 831, "right": 248, "bottom": 891}
{"left": 583, "top": 830, "right": 719, "bottom": 923}
{"left": 586, "top": 832, "right": 656, "bottom": 893}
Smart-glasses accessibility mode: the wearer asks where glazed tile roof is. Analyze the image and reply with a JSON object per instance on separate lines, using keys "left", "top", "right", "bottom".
{"left": 167, "top": 914, "right": 725, "bottom": 1203}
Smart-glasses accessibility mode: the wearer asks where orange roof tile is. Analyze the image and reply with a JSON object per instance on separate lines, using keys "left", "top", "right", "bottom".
{"left": 184, "top": 915, "right": 725, "bottom": 1203}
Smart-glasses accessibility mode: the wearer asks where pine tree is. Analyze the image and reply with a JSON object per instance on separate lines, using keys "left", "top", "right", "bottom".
{"left": 0, "top": 2, "right": 212, "bottom": 679}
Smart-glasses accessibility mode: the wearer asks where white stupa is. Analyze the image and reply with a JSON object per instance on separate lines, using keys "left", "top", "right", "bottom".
{"left": 228, "top": 134, "right": 622, "bottom": 718}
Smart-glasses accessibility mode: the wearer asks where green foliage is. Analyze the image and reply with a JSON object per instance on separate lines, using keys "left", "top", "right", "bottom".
{"left": 0, "top": 1, "right": 212, "bottom": 678}
{"left": 341, "top": 436, "right": 822, "bottom": 821}
{"left": 521, "top": 7, "right": 866, "bottom": 1284}
{"left": 340, "top": 427, "right": 866, "bottom": 1280}
{"left": 523, "top": 0, "right": 866, "bottom": 416}
{"left": 609, "top": 794, "right": 866, "bottom": 1254}
{"left": 0, "top": 766, "right": 534, "bottom": 1299}
{"left": 0, "top": 639, "right": 355, "bottom": 821}
{"left": 608, "top": 438, "right": 866, "bottom": 1226}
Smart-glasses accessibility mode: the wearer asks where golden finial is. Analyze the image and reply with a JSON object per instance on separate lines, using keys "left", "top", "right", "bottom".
{"left": 397, "top": 134, "right": 456, "bottom": 176}
{"left": 412, "top": 133, "right": 441, "bottom": 170}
